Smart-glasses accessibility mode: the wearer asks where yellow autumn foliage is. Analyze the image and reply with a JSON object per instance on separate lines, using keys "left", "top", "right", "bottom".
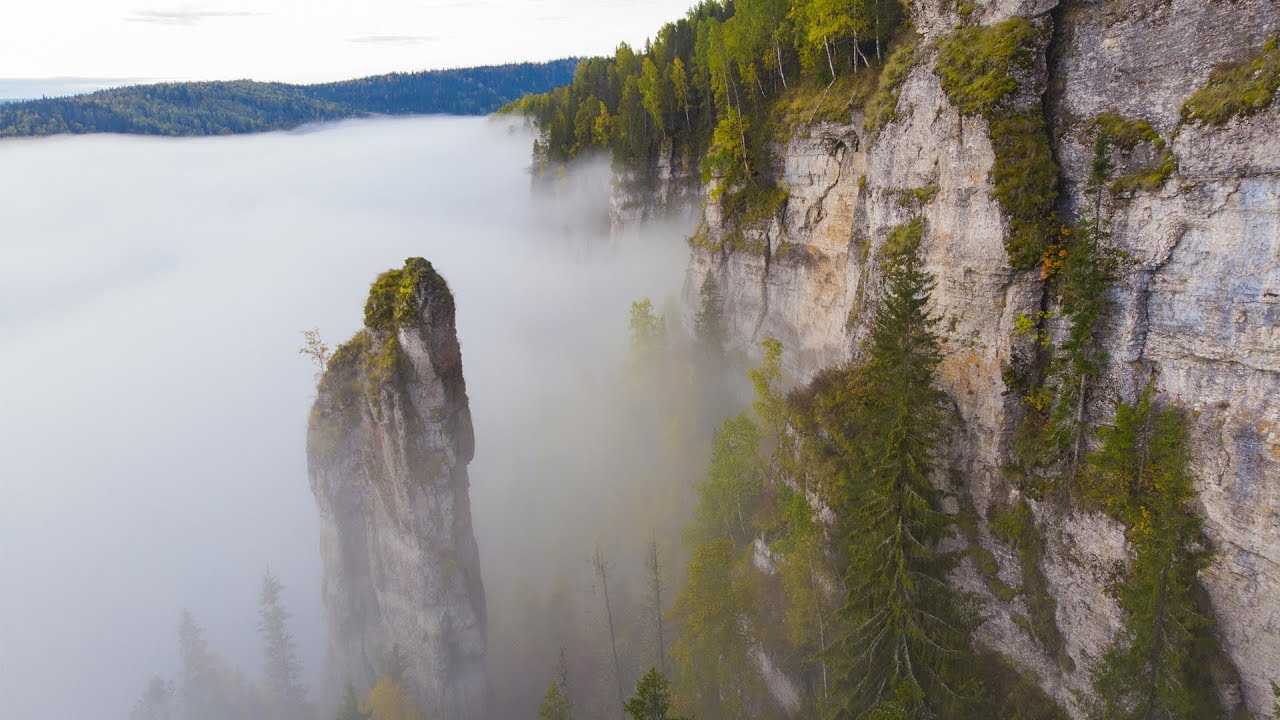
{"left": 365, "top": 676, "right": 425, "bottom": 720}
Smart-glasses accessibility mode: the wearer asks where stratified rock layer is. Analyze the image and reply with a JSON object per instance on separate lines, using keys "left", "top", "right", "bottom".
{"left": 678, "top": 1, "right": 1279, "bottom": 716}
{"left": 308, "top": 258, "right": 487, "bottom": 719}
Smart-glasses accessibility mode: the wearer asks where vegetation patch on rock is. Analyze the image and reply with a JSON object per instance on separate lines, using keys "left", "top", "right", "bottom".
{"left": 1181, "top": 37, "right": 1280, "bottom": 126}
{"left": 936, "top": 18, "right": 1058, "bottom": 270}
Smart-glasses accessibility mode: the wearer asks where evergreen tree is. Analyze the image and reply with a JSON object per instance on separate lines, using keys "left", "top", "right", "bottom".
{"left": 1085, "top": 387, "right": 1223, "bottom": 720}
{"left": 693, "top": 274, "right": 727, "bottom": 361}
{"left": 537, "top": 678, "right": 573, "bottom": 720}
{"left": 670, "top": 538, "right": 764, "bottom": 718}
{"left": 827, "top": 219, "right": 979, "bottom": 719}
{"left": 178, "top": 611, "right": 219, "bottom": 720}
{"left": 131, "top": 676, "right": 175, "bottom": 720}
{"left": 630, "top": 298, "right": 667, "bottom": 355}
{"left": 624, "top": 669, "right": 686, "bottom": 720}
{"left": 259, "top": 571, "right": 307, "bottom": 720}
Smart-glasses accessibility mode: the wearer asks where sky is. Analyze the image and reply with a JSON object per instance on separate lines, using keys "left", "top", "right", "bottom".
{"left": 0, "top": 0, "right": 695, "bottom": 96}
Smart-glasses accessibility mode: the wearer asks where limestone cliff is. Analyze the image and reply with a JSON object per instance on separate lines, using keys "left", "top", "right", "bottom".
{"left": 308, "top": 258, "right": 488, "bottom": 719}
{"left": 672, "top": 0, "right": 1279, "bottom": 716}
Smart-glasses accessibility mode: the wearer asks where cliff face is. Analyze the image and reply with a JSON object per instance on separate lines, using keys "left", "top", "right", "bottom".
{"left": 308, "top": 258, "right": 488, "bottom": 719}
{"left": 679, "top": 1, "right": 1280, "bottom": 716}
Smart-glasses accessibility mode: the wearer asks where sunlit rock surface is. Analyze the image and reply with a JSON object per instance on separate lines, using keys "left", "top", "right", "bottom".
{"left": 679, "top": 0, "right": 1280, "bottom": 716}
{"left": 307, "top": 258, "right": 487, "bottom": 719}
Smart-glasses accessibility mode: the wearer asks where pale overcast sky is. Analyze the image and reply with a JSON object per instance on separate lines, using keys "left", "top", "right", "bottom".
{"left": 1, "top": 0, "right": 695, "bottom": 90}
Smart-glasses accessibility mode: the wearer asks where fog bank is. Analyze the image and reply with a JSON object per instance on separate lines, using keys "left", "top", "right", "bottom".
{"left": 0, "top": 116, "right": 701, "bottom": 718}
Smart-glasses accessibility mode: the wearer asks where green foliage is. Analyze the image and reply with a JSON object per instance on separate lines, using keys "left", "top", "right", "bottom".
{"left": 863, "top": 34, "right": 919, "bottom": 132}
{"left": 749, "top": 337, "right": 787, "bottom": 440}
{"left": 624, "top": 669, "right": 685, "bottom": 720}
{"left": 693, "top": 414, "right": 767, "bottom": 543}
{"left": 827, "top": 219, "right": 982, "bottom": 718}
{"left": 1091, "top": 113, "right": 1175, "bottom": 195}
{"left": 537, "top": 679, "right": 573, "bottom": 720}
{"left": 630, "top": 298, "right": 667, "bottom": 355}
{"left": 988, "top": 501, "right": 1063, "bottom": 658}
{"left": 670, "top": 538, "right": 765, "bottom": 719}
{"left": 936, "top": 19, "right": 1057, "bottom": 270}
{"left": 1181, "top": 37, "right": 1280, "bottom": 126}
{"left": 1011, "top": 221, "right": 1118, "bottom": 486}
{"left": 972, "top": 651, "right": 1070, "bottom": 720}
{"left": 364, "top": 257, "right": 449, "bottom": 333}
{"left": 936, "top": 18, "right": 1037, "bottom": 116}
{"left": 1084, "top": 387, "right": 1224, "bottom": 720}
{"left": 513, "top": 0, "right": 910, "bottom": 219}
{"left": 694, "top": 274, "right": 728, "bottom": 359}
{"left": 258, "top": 572, "right": 306, "bottom": 717}
{"left": 0, "top": 60, "right": 579, "bottom": 137}
{"left": 989, "top": 112, "right": 1060, "bottom": 269}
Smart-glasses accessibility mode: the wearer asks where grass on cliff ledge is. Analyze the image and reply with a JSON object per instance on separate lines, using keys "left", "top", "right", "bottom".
{"left": 1091, "top": 112, "right": 1175, "bottom": 194}
{"left": 1182, "top": 36, "right": 1280, "bottom": 126}
{"left": 936, "top": 18, "right": 1058, "bottom": 271}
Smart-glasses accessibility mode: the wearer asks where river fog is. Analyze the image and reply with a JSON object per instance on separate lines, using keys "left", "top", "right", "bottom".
{"left": 0, "top": 116, "right": 705, "bottom": 718}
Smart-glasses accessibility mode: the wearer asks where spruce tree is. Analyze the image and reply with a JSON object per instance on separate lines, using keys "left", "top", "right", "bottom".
{"left": 827, "top": 220, "right": 978, "bottom": 719}
{"left": 694, "top": 275, "right": 727, "bottom": 361}
{"left": 537, "top": 678, "right": 573, "bottom": 720}
{"left": 178, "top": 611, "right": 218, "bottom": 720}
{"left": 624, "top": 669, "right": 685, "bottom": 720}
{"left": 130, "top": 676, "right": 175, "bottom": 720}
{"left": 258, "top": 571, "right": 307, "bottom": 720}
{"left": 1085, "top": 388, "right": 1223, "bottom": 720}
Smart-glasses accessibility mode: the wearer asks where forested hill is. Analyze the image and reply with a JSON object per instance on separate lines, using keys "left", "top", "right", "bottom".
{"left": 0, "top": 58, "right": 578, "bottom": 138}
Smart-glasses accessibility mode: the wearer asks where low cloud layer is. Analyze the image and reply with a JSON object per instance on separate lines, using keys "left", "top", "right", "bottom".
{"left": 125, "top": 8, "right": 266, "bottom": 26}
{"left": 345, "top": 34, "right": 438, "bottom": 46}
{"left": 0, "top": 116, "right": 697, "bottom": 718}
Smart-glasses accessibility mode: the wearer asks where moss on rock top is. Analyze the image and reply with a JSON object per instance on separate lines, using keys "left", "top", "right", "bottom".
{"left": 363, "top": 257, "right": 452, "bottom": 333}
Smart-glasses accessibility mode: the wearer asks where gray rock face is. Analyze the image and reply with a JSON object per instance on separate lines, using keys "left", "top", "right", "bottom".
{"left": 680, "top": 1, "right": 1280, "bottom": 716}
{"left": 308, "top": 259, "right": 487, "bottom": 719}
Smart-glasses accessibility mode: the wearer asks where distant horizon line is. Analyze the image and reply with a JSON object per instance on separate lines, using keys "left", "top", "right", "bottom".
{"left": 0, "top": 56, "right": 585, "bottom": 102}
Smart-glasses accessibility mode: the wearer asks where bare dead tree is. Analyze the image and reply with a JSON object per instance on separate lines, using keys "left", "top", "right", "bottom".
{"left": 646, "top": 539, "right": 667, "bottom": 675}
{"left": 592, "top": 546, "right": 625, "bottom": 716}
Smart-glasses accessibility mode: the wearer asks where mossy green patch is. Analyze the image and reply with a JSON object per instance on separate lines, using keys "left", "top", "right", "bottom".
{"left": 364, "top": 256, "right": 451, "bottom": 332}
{"left": 936, "top": 18, "right": 1038, "bottom": 117}
{"left": 880, "top": 217, "right": 925, "bottom": 262}
{"left": 936, "top": 19, "right": 1058, "bottom": 270}
{"left": 1181, "top": 37, "right": 1280, "bottom": 126}
{"left": 973, "top": 649, "right": 1071, "bottom": 720}
{"left": 989, "top": 112, "right": 1060, "bottom": 269}
{"left": 894, "top": 182, "right": 939, "bottom": 208}
{"left": 864, "top": 36, "right": 920, "bottom": 134}
{"left": 989, "top": 499, "right": 1064, "bottom": 660}
{"left": 1091, "top": 112, "right": 1175, "bottom": 194}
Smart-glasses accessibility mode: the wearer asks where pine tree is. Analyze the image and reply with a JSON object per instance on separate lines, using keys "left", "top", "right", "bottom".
{"left": 1085, "top": 387, "right": 1223, "bottom": 720}
{"left": 538, "top": 678, "right": 573, "bottom": 720}
{"left": 624, "top": 669, "right": 686, "bottom": 720}
{"left": 827, "top": 219, "right": 979, "bottom": 719}
{"left": 693, "top": 274, "right": 727, "bottom": 361}
{"left": 259, "top": 571, "right": 307, "bottom": 720}
{"left": 131, "top": 676, "right": 175, "bottom": 720}
{"left": 178, "top": 610, "right": 218, "bottom": 720}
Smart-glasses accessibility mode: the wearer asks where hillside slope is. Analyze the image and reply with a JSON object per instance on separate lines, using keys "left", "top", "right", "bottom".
{"left": 0, "top": 59, "right": 577, "bottom": 138}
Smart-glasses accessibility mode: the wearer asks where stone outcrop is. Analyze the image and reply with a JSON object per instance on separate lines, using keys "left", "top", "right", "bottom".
{"left": 308, "top": 258, "right": 488, "bottom": 719}
{"left": 679, "top": 1, "right": 1280, "bottom": 716}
